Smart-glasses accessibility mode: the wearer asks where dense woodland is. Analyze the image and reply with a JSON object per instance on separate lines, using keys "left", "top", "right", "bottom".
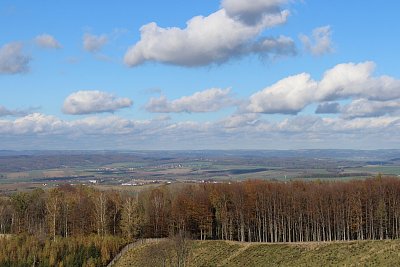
{"left": 2, "top": 176, "right": 400, "bottom": 265}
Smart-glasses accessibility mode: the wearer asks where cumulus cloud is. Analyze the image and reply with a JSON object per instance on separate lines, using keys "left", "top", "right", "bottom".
{"left": 145, "top": 88, "right": 235, "bottom": 113}
{"left": 62, "top": 90, "right": 133, "bottom": 115}
{"left": 300, "top": 26, "right": 333, "bottom": 56}
{"left": 13, "top": 113, "right": 64, "bottom": 134}
{"left": 83, "top": 33, "right": 108, "bottom": 52}
{"left": 247, "top": 61, "right": 400, "bottom": 114}
{"left": 35, "top": 34, "right": 61, "bottom": 49}
{"left": 0, "top": 42, "right": 31, "bottom": 74}
{"left": 317, "top": 61, "right": 400, "bottom": 101}
{"left": 247, "top": 73, "right": 317, "bottom": 114}
{"left": 124, "top": 1, "right": 291, "bottom": 67}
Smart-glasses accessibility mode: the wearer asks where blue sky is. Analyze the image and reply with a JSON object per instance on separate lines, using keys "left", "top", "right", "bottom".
{"left": 1, "top": 0, "right": 400, "bottom": 150}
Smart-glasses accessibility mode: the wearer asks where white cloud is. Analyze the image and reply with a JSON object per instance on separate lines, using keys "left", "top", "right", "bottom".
{"left": 317, "top": 61, "right": 400, "bottom": 101}
{"left": 247, "top": 73, "right": 317, "bottom": 114}
{"left": 0, "top": 42, "right": 31, "bottom": 74}
{"left": 0, "top": 113, "right": 132, "bottom": 135}
{"left": 340, "top": 99, "right": 400, "bottom": 119}
{"left": 124, "top": 3, "right": 291, "bottom": 67}
{"left": 145, "top": 88, "right": 235, "bottom": 113}
{"left": 10, "top": 113, "right": 63, "bottom": 134}
{"left": 62, "top": 90, "right": 133, "bottom": 115}
{"left": 0, "top": 113, "right": 172, "bottom": 138}
{"left": 321, "top": 116, "right": 400, "bottom": 133}
{"left": 247, "top": 61, "right": 400, "bottom": 114}
{"left": 83, "top": 33, "right": 108, "bottom": 52}
{"left": 35, "top": 34, "right": 61, "bottom": 49}
{"left": 219, "top": 113, "right": 260, "bottom": 129}
{"left": 69, "top": 116, "right": 137, "bottom": 135}
{"left": 300, "top": 26, "right": 333, "bottom": 56}
{"left": 220, "top": 114, "right": 400, "bottom": 137}
{"left": 1, "top": 112, "right": 400, "bottom": 149}
{"left": 276, "top": 115, "right": 323, "bottom": 133}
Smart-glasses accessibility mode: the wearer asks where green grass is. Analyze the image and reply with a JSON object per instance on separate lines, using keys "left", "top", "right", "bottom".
{"left": 350, "top": 166, "right": 400, "bottom": 176}
{"left": 103, "top": 162, "right": 149, "bottom": 168}
{"left": 115, "top": 239, "right": 400, "bottom": 267}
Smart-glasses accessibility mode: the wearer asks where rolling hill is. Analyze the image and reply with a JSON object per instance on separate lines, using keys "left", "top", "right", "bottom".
{"left": 114, "top": 239, "right": 400, "bottom": 266}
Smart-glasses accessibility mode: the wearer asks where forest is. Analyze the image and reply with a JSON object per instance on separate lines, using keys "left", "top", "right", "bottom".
{"left": 1, "top": 176, "right": 400, "bottom": 265}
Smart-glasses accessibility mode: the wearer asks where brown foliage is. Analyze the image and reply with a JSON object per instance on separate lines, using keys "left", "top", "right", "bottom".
{"left": 2, "top": 177, "right": 400, "bottom": 243}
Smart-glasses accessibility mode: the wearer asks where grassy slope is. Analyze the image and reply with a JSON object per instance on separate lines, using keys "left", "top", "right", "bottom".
{"left": 115, "top": 239, "right": 400, "bottom": 267}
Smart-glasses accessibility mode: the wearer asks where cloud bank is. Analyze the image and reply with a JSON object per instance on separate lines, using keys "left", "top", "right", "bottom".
{"left": 1, "top": 112, "right": 399, "bottom": 149}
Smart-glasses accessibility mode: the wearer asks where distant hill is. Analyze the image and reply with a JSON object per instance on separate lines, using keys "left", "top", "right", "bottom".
{"left": 114, "top": 239, "right": 400, "bottom": 266}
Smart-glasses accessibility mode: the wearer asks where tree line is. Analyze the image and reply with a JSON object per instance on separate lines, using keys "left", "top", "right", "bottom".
{"left": 1, "top": 176, "right": 400, "bottom": 244}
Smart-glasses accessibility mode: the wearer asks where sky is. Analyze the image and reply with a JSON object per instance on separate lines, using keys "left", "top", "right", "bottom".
{"left": 1, "top": 0, "right": 400, "bottom": 150}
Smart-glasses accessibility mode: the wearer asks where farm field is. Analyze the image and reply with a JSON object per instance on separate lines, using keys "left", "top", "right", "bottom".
{"left": 348, "top": 165, "right": 400, "bottom": 176}
{"left": 2, "top": 150, "right": 400, "bottom": 193}
{"left": 115, "top": 239, "right": 400, "bottom": 267}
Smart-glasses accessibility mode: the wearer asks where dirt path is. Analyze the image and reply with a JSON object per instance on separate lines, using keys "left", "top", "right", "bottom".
{"left": 218, "top": 242, "right": 252, "bottom": 266}
{"left": 107, "top": 238, "right": 163, "bottom": 267}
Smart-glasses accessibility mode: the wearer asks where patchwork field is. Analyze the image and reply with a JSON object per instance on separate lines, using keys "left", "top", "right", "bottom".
{"left": 2, "top": 150, "right": 400, "bottom": 193}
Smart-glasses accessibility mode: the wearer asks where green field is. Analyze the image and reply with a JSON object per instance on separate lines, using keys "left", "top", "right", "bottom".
{"left": 2, "top": 152, "right": 400, "bottom": 193}
{"left": 349, "top": 165, "right": 400, "bottom": 176}
{"left": 115, "top": 239, "right": 400, "bottom": 267}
